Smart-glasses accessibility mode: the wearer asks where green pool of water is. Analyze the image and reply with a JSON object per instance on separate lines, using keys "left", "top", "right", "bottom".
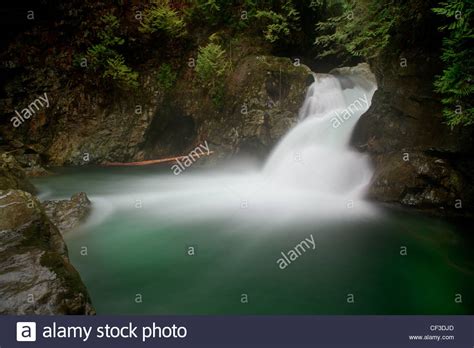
{"left": 33, "top": 166, "right": 474, "bottom": 314}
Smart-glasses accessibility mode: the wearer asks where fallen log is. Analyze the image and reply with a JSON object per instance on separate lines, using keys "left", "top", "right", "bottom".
{"left": 104, "top": 151, "right": 214, "bottom": 167}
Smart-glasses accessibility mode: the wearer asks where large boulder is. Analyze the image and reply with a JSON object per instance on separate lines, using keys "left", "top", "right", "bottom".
{"left": 0, "top": 189, "right": 94, "bottom": 314}
{"left": 348, "top": 1, "right": 474, "bottom": 216}
{"left": 367, "top": 152, "right": 469, "bottom": 211}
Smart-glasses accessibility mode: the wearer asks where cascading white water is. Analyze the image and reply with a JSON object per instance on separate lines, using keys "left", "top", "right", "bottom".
{"left": 264, "top": 71, "right": 377, "bottom": 198}
{"left": 44, "top": 66, "right": 378, "bottom": 229}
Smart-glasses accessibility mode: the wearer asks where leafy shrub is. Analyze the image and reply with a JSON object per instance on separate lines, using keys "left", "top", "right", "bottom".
{"left": 255, "top": 1, "right": 300, "bottom": 43}
{"left": 156, "top": 63, "right": 177, "bottom": 90}
{"left": 140, "top": 1, "right": 187, "bottom": 38}
{"left": 85, "top": 14, "right": 138, "bottom": 89}
{"left": 97, "top": 14, "right": 124, "bottom": 46}
{"left": 433, "top": 0, "right": 474, "bottom": 126}
{"left": 195, "top": 42, "right": 229, "bottom": 105}
{"left": 314, "top": 0, "right": 400, "bottom": 59}
{"left": 196, "top": 43, "right": 229, "bottom": 88}
{"left": 185, "top": 0, "right": 228, "bottom": 27}
{"left": 197, "top": 0, "right": 221, "bottom": 13}
{"left": 184, "top": 0, "right": 261, "bottom": 29}
{"left": 103, "top": 56, "right": 139, "bottom": 89}
{"left": 87, "top": 44, "right": 110, "bottom": 67}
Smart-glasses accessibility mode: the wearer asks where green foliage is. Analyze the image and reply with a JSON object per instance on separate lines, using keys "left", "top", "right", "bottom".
{"left": 432, "top": 0, "right": 474, "bottom": 127}
{"left": 140, "top": 1, "right": 187, "bottom": 37}
{"left": 85, "top": 14, "right": 138, "bottom": 89}
{"left": 156, "top": 63, "right": 177, "bottom": 90}
{"left": 184, "top": 0, "right": 306, "bottom": 44}
{"left": 314, "top": 0, "right": 473, "bottom": 127}
{"left": 103, "top": 56, "right": 139, "bottom": 89}
{"left": 195, "top": 42, "right": 229, "bottom": 105}
{"left": 184, "top": 0, "right": 270, "bottom": 29}
{"left": 314, "top": 0, "right": 401, "bottom": 59}
{"left": 255, "top": 1, "right": 300, "bottom": 43}
{"left": 87, "top": 44, "right": 110, "bottom": 67}
{"left": 196, "top": 43, "right": 229, "bottom": 88}
{"left": 198, "top": 0, "right": 221, "bottom": 13}
{"left": 97, "top": 14, "right": 124, "bottom": 46}
{"left": 185, "top": 0, "right": 230, "bottom": 27}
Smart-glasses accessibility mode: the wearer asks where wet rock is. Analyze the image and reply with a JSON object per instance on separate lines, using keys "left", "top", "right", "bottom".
{"left": 1, "top": 29, "right": 311, "bottom": 165}
{"left": 213, "top": 55, "right": 313, "bottom": 158}
{"left": 43, "top": 192, "right": 92, "bottom": 234}
{"left": 330, "top": 63, "right": 376, "bottom": 90}
{"left": 0, "top": 152, "right": 37, "bottom": 193}
{"left": 367, "top": 152, "right": 470, "bottom": 213}
{"left": 0, "top": 70, "right": 163, "bottom": 166}
{"left": 14, "top": 152, "right": 51, "bottom": 177}
{"left": 0, "top": 189, "right": 94, "bottom": 314}
{"left": 351, "top": 48, "right": 474, "bottom": 215}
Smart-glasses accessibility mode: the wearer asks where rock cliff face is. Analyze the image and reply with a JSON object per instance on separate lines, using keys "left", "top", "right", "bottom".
{"left": 351, "top": 49, "right": 474, "bottom": 215}
{"left": 0, "top": 71, "right": 163, "bottom": 166}
{"left": 1, "top": 53, "right": 312, "bottom": 165}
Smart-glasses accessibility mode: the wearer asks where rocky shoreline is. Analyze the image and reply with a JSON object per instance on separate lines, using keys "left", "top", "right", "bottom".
{"left": 0, "top": 153, "right": 94, "bottom": 314}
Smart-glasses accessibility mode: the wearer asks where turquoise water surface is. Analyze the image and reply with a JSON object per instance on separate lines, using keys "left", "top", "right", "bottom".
{"left": 33, "top": 166, "right": 474, "bottom": 314}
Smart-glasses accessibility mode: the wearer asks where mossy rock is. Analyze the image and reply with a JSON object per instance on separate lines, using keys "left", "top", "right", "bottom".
{"left": 0, "top": 189, "right": 94, "bottom": 314}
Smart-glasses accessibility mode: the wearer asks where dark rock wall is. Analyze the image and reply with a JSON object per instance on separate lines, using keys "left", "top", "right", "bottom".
{"left": 351, "top": 6, "right": 474, "bottom": 215}
{"left": 0, "top": 70, "right": 163, "bottom": 165}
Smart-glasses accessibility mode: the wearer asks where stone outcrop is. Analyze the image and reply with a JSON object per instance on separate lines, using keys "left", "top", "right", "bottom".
{"left": 43, "top": 192, "right": 92, "bottom": 235}
{"left": 0, "top": 189, "right": 94, "bottom": 314}
{"left": 351, "top": 46, "right": 474, "bottom": 215}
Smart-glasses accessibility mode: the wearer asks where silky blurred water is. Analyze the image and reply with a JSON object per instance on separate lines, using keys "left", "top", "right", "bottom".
{"left": 33, "top": 166, "right": 474, "bottom": 314}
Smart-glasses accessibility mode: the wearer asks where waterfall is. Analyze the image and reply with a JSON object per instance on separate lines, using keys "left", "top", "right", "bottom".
{"left": 67, "top": 65, "right": 378, "bottom": 230}
{"left": 264, "top": 70, "right": 377, "bottom": 198}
